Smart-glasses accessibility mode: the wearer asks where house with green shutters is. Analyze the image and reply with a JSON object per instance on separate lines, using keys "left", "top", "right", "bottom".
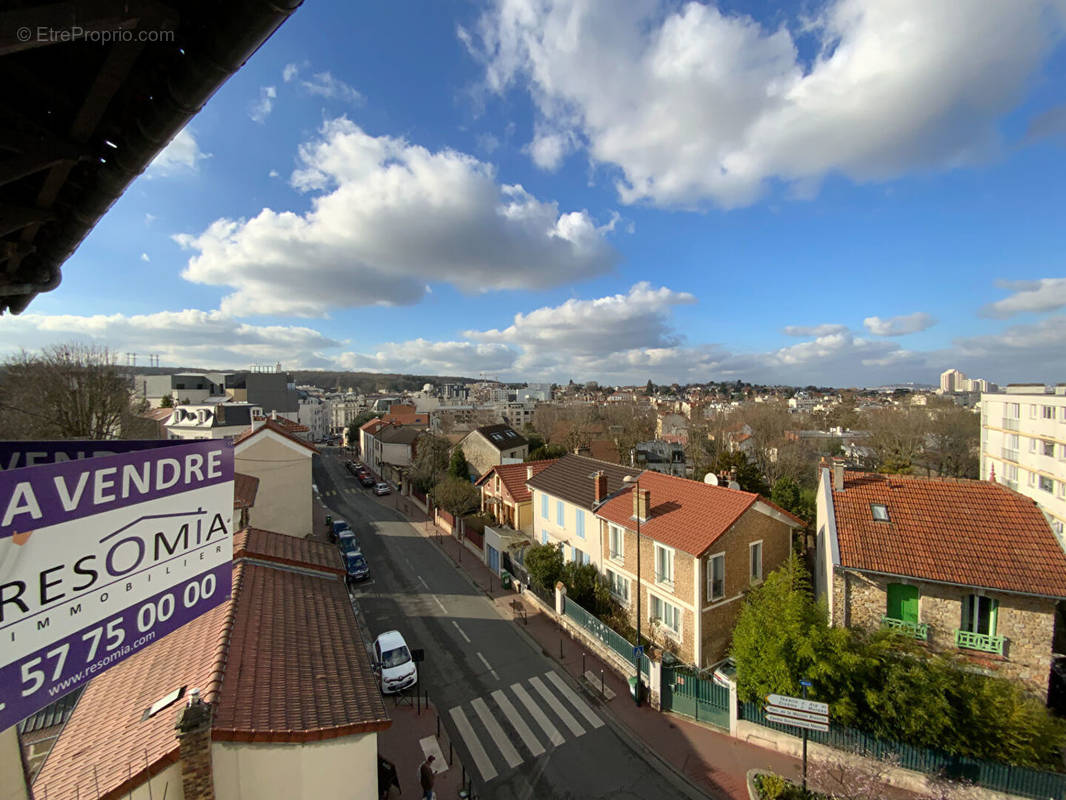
{"left": 815, "top": 461, "right": 1066, "bottom": 699}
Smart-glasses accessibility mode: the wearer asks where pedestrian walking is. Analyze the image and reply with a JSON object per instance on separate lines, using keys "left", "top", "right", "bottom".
{"left": 419, "top": 755, "right": 436, "bottom": 800}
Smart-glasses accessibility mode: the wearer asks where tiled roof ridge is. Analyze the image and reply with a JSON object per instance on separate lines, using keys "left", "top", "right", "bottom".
{"left": 233, "top": 419, "right": 318, "bottom": 452}
{"left": 562, "top": 452, "right": 634, "bottom": 470}
{"left": 204, "top": 559, "right": 245, "bottom": 708}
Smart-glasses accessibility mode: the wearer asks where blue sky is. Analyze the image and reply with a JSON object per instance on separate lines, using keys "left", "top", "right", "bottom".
{"left": 4, "top": 0, "right": 1066, "bottom": 387}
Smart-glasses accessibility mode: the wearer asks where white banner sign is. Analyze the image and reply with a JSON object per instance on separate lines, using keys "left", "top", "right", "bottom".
{"left": 765, "top": 704, "right": 829, "bottom": 725}
{"left": 766, "top": 693, "right": 829, "bottom": 716}
{"left": 766, "top": 712, "right": 830, "bottom": 733}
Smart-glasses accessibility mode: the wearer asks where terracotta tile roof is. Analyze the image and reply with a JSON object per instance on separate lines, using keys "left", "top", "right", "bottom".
{"left": 271, "top": 415, "right": 310, "bottom": 433}
{"left": 33, "top": 530, "right": 388, "bottom": 800}
{"left": 233, "top": 472, "right": 260, "bottom": 509}
{"left": 360, "top": 418, "right": 386, "bottom": 433}
{"left": 476, "top": 459, "right": 558, "bottom": 502}
{"left": 33, "top": 599, "right": 230, "bottom": 800}
{"left": 232, "top": 527, "right": 342, "bottom": 575}
{"left": 232, "top": 419, "right": 318, "bottom": 452}
{"left": 587, "top": 439, "right": 621, "bottom": 463}
{"left": 831, "top": 472, "right": 1066, "bottom": 597}
{"left": 526, "top": 454, "right": 633, "bottom": 510}
{"left": 595, "top": 470, "right": 764, "bottom": 556}
{"left": 212, "top": 560, "right": 388, "bottom": 741}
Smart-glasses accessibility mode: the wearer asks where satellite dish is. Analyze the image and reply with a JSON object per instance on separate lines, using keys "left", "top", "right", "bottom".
{"left": 703, "top": 472, "right": 719, "bottom": 485}
{"left": 728, "top": 481, "right": 741, "bottom": 490}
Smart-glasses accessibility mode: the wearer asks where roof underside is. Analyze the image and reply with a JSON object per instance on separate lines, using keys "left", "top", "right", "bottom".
{"left": 0, "top": 0, "right": 302, "bottom": 314}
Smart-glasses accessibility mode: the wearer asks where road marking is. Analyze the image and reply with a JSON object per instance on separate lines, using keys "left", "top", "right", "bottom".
{"left": 451, "top": 620, "right": 471, "bottom": 643}
{"left": 511, "top": 683, "right": 564, "bottom": 747}
{"left": 477, "top": 652, "right": 499, "bottom": 680}
{"left": 545, "top": 671, "right": 604, "bottom": 729}
{"left": 491, "top": 690, "right": 545, "bottom": 757}
{"left": 529, "top": 675, "right": 584, "bottom": 737}
{"left": 471, "top": 698, "right": 522, "bottom": 768}
{"left": 433, "top": 596, "right": 448, "bottom": 614}
{"left": 449, "top": 706, "right": 497, "bottom": 782}
{"left": 418, "top": 575, "right": 430, "bottom": 589}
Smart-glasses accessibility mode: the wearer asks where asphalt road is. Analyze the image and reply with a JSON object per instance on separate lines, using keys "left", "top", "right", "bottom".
{"left": 313, "top": 451, "right": 700, "bottom": 800}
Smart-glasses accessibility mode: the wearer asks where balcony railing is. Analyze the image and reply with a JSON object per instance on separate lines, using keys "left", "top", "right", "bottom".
{"left": 1002, "top": 417, "right": 1020, "bottom": 431}
{"left": 955, "top": 629, "right": 1006, "bottom": 655}
{"left": 1000, "top": 447, "right": 1019, "bottom": 462}
{"left": 881, "top": 615, "right": 928, "bottom": 640}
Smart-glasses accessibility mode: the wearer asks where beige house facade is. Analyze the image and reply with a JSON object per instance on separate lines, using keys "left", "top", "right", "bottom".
{"left": 234, "top": 420, "right": 317, "bottom": 537}
{"left": 458, "top": 424, "right": 528, "bottom": 479}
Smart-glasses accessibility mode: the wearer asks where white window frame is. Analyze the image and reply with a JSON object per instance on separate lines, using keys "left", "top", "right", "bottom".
{"left": 707, "top": 552, "right": 725, "bottom": 602}
{"left": 573, "top": 546, "right": 584, "bottom": 564}
{"left": 606, "top": 569, "right": 630, "bottom": 604}
{"left": 749, "top": 540, "right": 764, "bottom": 583}
{"left": 654, "top": 543, "right": 675, "bottom": 588}
{"left": 650, "top": 593, "right": 681, "bottom": 637}
{"left": 608, "top": 524, "right": 625, "bottom": 562}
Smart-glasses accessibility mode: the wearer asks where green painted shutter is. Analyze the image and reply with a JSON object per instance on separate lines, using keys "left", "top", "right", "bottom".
{"left": 887, "top": 584, "right": 919, "bottom": 623}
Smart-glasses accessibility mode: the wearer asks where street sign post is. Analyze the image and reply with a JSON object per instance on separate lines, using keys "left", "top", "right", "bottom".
{"left": 0, "top": 440, "right": 234, "bottom": 729}
{"left": 764, "top": 686, "right": 830, "bottom": 792}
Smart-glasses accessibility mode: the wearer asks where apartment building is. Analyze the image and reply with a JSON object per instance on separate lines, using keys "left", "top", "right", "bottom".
{"left": 980, "top": 384, "right": 1066, "bottom": 543}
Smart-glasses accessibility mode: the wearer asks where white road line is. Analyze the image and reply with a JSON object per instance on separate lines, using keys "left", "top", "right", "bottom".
{"left": 418, "top": 575, "right": 430, "bottom": 589}
{"left": 545, "top": 671, "right": 604, "bottom": 729}
{"left": 511, "top": 683, "right": 564, "bottom": 747}
{"left": 449, "top": 706, "right": 497, "bottom": 782}
{"left": 472, "top": 697, "right": 523, "bottom": 768}
{"left": 491, "top": 690, "right": 545, "bottom": 757}
{"left": 433, "top": 596, "right": 448, "bottom": 614}
{"left": 529, "top": 675, "right": 585, "bottom": 737}
{"left": 477, "top": 652, "right": 499, "bottom": 680}
{"left": 451, "top": 620, "right": 471, "bottom": 643}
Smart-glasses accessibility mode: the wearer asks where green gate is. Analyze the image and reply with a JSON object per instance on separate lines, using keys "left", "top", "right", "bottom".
{"left": 661, "top": 666, "right": 730, "bottom": 729}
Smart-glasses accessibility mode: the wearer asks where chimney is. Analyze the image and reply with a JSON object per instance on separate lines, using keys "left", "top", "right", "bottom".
{"left": 593, "top": 471, "right": 607, "bottom": 503}
{"left": 527, "top": 465, "right": 534, "bottom": 480}
{"left": 632, "top": 487, "right": 650, "bottom": 522}
{"left": 175, "top": 690, "right": 215, "bottom": 800}
{"left": 832, "top": 458, "right": 845, "bottom": 491}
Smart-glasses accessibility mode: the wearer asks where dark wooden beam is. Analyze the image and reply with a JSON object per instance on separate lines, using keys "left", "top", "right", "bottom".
{"left": 0, "top": 203, "right": 54, "bottom": 238}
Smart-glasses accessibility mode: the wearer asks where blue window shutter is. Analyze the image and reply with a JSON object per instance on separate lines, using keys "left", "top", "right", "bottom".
{"left": 556, "top": 500, "right": 564, "bottom": 526}
{"left": 541, "top": 494, "right": 548, "bottom": 519}
{"left": 576, "top": 510, "right": 585, "bottom": 539}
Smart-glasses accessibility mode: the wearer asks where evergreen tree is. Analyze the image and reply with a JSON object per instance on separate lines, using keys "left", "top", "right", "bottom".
{"left": 448, "top": 446, "right": 471, "bottom": 480}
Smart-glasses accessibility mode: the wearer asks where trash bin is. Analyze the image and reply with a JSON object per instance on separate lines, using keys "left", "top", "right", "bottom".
{"left": 628, "top": 676, "right": 639, "bottom": 699}
{"left": 325, "top": 514, "right": 333, "bottom": 529}
{"left": 501, "top": 571, "right": 512, "bottom": 589}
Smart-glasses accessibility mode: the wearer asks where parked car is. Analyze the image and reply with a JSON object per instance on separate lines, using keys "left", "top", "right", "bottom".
{"left": 338, "top": 530, "right": 360, "bottom": 555}
{"left": 345, "top": 552, "right": 370, "bottom": 582}
{"left": 333, "top": 519, "right": 351, "bottom": 536}
{"left": 710, "top": 657, "right": 736, "bottom": 689}
{"left": 374, "top": 482, "right": 391, "bottom": 496}
{"left": 373, "top": 630, "right": 417, "bottom": 694}
{"left": 360, "top": 474, "right": 376, "bottom": 487}
{"left": 346, "top": 461, "right": 360, "bottom": 475}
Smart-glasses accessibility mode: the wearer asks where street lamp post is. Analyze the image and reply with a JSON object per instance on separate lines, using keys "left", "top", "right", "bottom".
{"left": 623, "top": 474, "right": 642, "bottom": 706}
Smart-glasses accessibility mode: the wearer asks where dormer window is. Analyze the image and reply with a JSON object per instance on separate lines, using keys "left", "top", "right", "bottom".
{"left": 871, "top": 504, "right": 889, "bottom": 522}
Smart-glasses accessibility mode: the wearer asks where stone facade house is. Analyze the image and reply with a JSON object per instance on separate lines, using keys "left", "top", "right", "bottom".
{"left": 815, "top": 464, "right": 1066, "bottom": 699}
{"left": 476, "top": 459, "right": 557, "bottom": 535}
{"left": 594, "top": 470, "right": 804, "bottom": 668}
{"left": 457, "top": 424, "right": 528, "bottom": 479}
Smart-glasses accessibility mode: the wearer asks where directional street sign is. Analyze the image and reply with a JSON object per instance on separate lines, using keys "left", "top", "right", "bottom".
{"left": 765, "top": 705, "right": 829, "bottom": 725}
{"left": 766, "top": 712, "right": 829, "bottom": 733}
{"left": 766, "top": 694, "right": 829, "bottom": 716}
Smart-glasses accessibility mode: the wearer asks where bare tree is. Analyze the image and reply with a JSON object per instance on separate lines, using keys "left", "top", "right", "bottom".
{"left": 0, "top": 343, "right": 134, "bottom": 440}
{"left": 862, "top": 407, "right": 931, "bottom": 474}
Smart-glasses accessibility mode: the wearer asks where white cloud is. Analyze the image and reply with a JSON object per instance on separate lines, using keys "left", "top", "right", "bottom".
{"left": 951, "top": 314, "right": 1066, "bottom": 381}
{"left": 0, "top": 310, "right": 342, "bottom": 369}
{"left": 146, "top": 128, "right": 210, "bottom": 178}
{"left": 175, "top": 117, "right": 618, "bottom": 316}
{"left": 980, "top": 278, "right": 1066, "bottom": 318}
{"left": 144, "top": 213, "right": 156, "bottom": 225}
{"left": 782, "top": 323, "right": 848, "bottom": 337}
{"left": 300, "top": 72, "right": 363, "bottom": 106}
{"left": 282, "top": 63, "right": 301, "bottom": 83}
{"left": 863, "top": 312, "right": 936, "bottom": 336}
{"left": 140, "top": 253, "right": 150, "bottom": 263}
{"left": 464, "top": 0, "right": 1066, "bottom": 207}
{"left": 476, "top": 133, "right": 501, "bottom": 154}
{"left": 338, "top": 339, "right": 517, "bottom": 375}
{"left": 249, "top": 86, "right": 277, "bottom": 123}
{"left": 268, "top": 169, "right": 280, "bottom": 178}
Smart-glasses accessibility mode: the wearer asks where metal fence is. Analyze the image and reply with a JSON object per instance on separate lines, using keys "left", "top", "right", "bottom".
{"left": 740, "top": 702, "right": 1066, "bottom": 800}
{"left": 563, "top": 597, "right": 649, "bottom": 676}
{"left": 662, "top": 667, "right": 729, "bottom": 729}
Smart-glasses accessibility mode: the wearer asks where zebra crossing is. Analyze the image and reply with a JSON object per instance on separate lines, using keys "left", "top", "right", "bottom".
{"left": 447, "top": 670, "right": 604, "bottom": 783}
{"left": 322, "top": 487, "right": 361, "bottom": 497}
